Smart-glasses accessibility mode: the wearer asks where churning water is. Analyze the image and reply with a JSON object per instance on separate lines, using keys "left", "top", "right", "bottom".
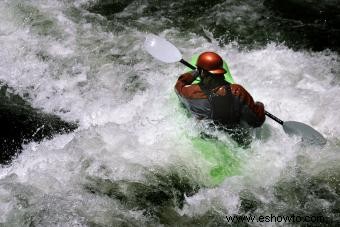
{"left": 0, "top": 0, "right": 340, "bottom": 226}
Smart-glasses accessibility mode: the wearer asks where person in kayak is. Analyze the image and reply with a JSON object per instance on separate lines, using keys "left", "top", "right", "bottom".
{"left": 175, "top": 52, "right": 265, "bottom": 129}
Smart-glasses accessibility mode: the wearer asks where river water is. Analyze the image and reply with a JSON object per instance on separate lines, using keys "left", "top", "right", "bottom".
{"left": 0, "top": 0, "right": 340, "bottom": 226}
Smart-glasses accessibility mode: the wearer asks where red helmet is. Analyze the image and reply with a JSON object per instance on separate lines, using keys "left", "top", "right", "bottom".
{"left": 196, "top": 52, "right": 226, "bottom": 75}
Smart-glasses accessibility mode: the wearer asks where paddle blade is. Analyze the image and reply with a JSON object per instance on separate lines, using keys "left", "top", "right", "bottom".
{"left": 283, "top": 121, "right": 326, "bottom": 145}
{"left": 144, "top": 34, "right": 182, "bottom": 63}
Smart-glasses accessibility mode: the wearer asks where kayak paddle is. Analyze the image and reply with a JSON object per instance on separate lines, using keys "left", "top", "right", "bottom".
{"left": 143, "top": 34, "right": 327, "bottom": 146}
{"left": 144, "top": 34, "right": 195, "bottom": 70}
{"left": 264, "top": 111, "right": 326, "bottom": 145}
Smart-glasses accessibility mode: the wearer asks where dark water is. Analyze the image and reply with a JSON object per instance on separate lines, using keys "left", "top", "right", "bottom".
{"left": 0, "top": 84, "right": 77, "bottom": 164}
{"left": 87, "top": 0, "right": 340, "bottom": 51}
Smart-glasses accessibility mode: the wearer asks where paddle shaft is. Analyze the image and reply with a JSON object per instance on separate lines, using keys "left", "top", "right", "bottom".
{"left": 265, "top": 111, "right": 284, "bottom": 125}
{"left": 180, "top": 59, "right": 196, "bottom": 70}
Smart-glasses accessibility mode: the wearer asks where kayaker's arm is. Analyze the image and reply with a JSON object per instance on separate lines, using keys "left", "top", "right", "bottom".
{"left": 175, "top": 72, "right": 196, "bottom": 85}
{"left": 175, "top": 72, "right": 207, "bottom": 99}
{"left": 231, "top": 84, "right": 265, "bottom": 127}
{"left": 242, "top": 101, "right": 265, "bottom": 127}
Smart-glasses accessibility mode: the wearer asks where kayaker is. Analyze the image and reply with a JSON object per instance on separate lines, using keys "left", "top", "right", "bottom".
{"left": 175, "top": 52, "right": 265, "bottom": 128}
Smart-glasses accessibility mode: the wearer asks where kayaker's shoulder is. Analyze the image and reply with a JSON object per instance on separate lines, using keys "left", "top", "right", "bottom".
{"left": 230, "top": 84, "right": 250, "bottom": 95}
{"left": 214, "top": 84, "right": 247, "bottom": 96}
{"left": 178, "top": 71, "right": 195, "bottom": 80}
{"left": 230, "top": 83, "right": 245, "bottom": 90}
{"left": 180, "top": 71, "right": 194, "bottom": 76}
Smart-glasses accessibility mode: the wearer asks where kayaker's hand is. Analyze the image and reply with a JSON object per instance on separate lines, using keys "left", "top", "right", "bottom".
{"left": 255, "top": 101, "right": 265, "bottom": 122}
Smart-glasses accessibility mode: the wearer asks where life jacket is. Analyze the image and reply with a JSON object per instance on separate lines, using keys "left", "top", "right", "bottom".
{"left": 199, "top": 81, "right": 242, "bottom": 126}
{"left": 176, "top": 71, "right": 241, "bottom": 126}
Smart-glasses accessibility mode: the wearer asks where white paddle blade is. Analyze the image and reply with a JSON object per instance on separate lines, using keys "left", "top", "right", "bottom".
{"left": 283, "top": 121, "right": 327, "bottom": 146}
{"left": 144, "top": 34, "right": 182, "bottom": 63}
